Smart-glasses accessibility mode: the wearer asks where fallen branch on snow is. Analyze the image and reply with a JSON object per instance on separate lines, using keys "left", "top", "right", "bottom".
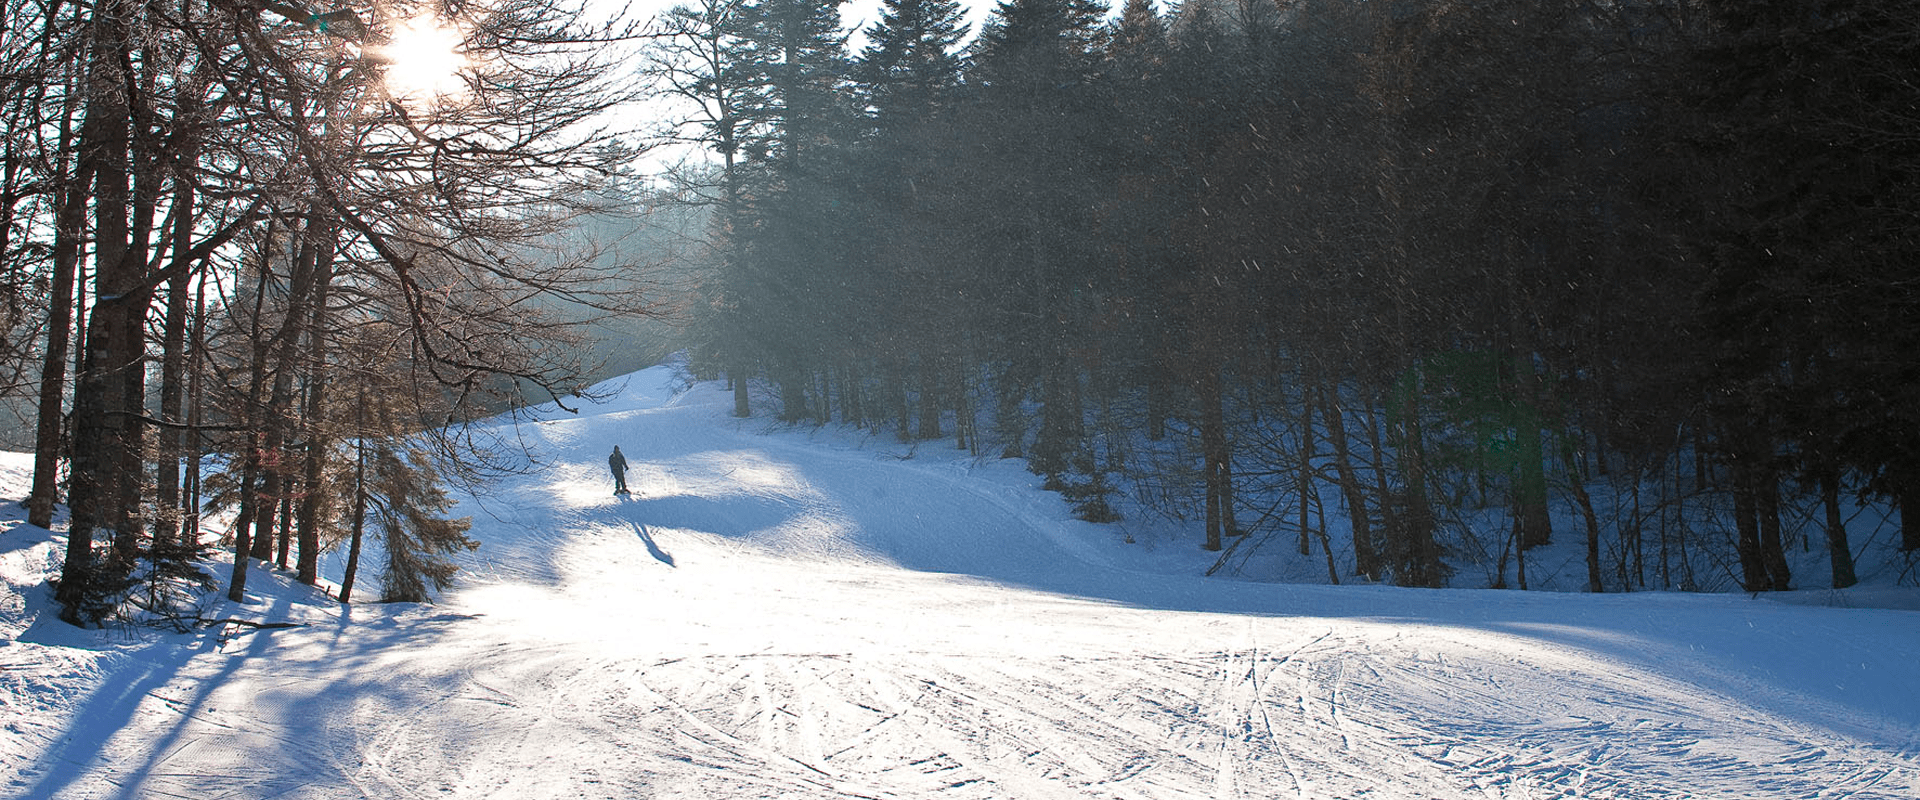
{"left": 199, "top": 617, "right": 306, "bottom": 630}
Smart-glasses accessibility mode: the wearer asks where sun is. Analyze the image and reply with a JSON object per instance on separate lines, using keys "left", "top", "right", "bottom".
{"left": 378, "top": 16, "right": 469, "bottom": 101}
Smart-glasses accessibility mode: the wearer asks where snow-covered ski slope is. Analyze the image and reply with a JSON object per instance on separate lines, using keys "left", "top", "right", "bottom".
{"left": 5, "top": 363, "right": 1920, "bottom": 799}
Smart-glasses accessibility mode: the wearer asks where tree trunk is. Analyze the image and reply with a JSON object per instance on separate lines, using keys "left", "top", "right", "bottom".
{"left": 816, "top": 369, "right": 832, "bottom": 424}
{"left": 28, "top": 103, "right": 89, "bottom": 531}
{"left": 1313, "top": 464, "right": 1339, "bottom": 585}
{"left": 1629, "top": 472, "right": 1645, "bottom": 589}
{"left": 842, "top": 364, "right": 864, "bottom": 429}
{"left": 252, "top": 414, "right": 287, "bottom": 562}
{"left": 1901, "top": 473, "right": 1920, "bottom": 552}
{"left": 1675, "top": 464, "right": 1697, "bottom": 591}
{"left": 1200, "top": 364, "right": 1227, "bottom": 552}
{"left": 228, "top": 224, "right": 281, "bottom": 603}
{"left": 953, "top": 364, "right": 977, "bottom": 455}
{"left": 917, "top": 359, "right": 942, "bottom": 440}
{"left": 154, "top": 171, "right": 197, "bottom": 547}
{"left": 340, "top": 393, "right": 370, "bottom": 603}
{"left": 295, "top": 386, "right": 332, "bottom": 584}
{"left": 253, "top": 219, "right": 323, "bottom": 561}
{"left": 1694, "top": 429, "right": 1708, "bottom": 494}
{"left": 1364, "top": 404, "right": 1402, "bottom": 577}
{"left": 1820, "top": 469, "right": 1858, "bottom": 589}
{"left": 1321, "top": 386, "right": 1376, "bottom": 581}
{"left": 1512, "top": 511, "right": 1529, "bottom": 590}
{"left": 1507, "top": 352, "right": 1552, "bottom": 551}
{"left": 60, "top": 3, "right": 144, "bottom": 617}
{"left": 108, "top": 88, "right": 164, "bottom": 565}
{"left": 182, "top": 284, "right": 206, "bottom": 543}
{"left": 294, "top": 225, "right": 337, "bottom": 585}
{"left": 733, "top": 362, "right": 751, "bottom": 418}
{"left": 1569, "top": 458, "right": 1604, "bottom": 593}
{"left": 778, "top": 365, "right": 808, "bottom": 422}
{"left": 1657, "top": 461, "right": 1671, "bottom": 589}
{"left": 1732, "top": 458, "right": 1766, "bottom": 592}
{"left": 1396, "top": 378, "right": 1442, "bottom": 588}
{"left": 1146, "top": 360, "right": 1168, "bottom": 442}
{"left": 1034, "top": 364, "right": 1079, "bottom": 479}
{"left": 227, "top": 484, "right": 256, "bottom": 603}
{"left": 1220, "top": 455, "right": 1240, "bottom": 537}
{"left": 228, "top": 463, "right": 263, "bottom": 596}
{"left": 1755, "top": 466, "right": 1791, "bottom": 591}
{"left": 1515, "top": 421, "right": 1552, "bottom": 549}
{"left": 342, "top": 445, "right": 368, "bottom": 602}
{"left": 995, "top": 365, "right": 1025, "bottom": 458}
{"left": 890, "top": 367, "right": 910, "bottom": 443}
{"left": 275, "top": 492, "right": 293, "bottom": 570}
{"left": 1297, "top": 387, "right": 1314, "bottom": 557}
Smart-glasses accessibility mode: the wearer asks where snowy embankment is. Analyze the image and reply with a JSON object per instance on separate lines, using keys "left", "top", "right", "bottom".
{"left": 4, "top": 363, "right": 1919, "bottom": 799}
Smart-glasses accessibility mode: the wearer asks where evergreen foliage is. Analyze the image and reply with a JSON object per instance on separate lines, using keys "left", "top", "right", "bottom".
{"left": 654, "top": 0, "right": 1919, "bottom": 591}
{"left": 370, "top": 445, "right": 478, "bottom": 604}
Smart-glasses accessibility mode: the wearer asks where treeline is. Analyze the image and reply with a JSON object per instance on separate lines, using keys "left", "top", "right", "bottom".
{"left": 0, "top": 0, "right": 648, "bottom": 624}
{"left": 653, "top": 0, "right": 1919, "bottom": 590}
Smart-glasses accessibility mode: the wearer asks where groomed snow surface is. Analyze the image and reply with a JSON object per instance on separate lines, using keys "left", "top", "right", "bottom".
{"left": 4, "top": 363, "right": 1919, "bottom": 799}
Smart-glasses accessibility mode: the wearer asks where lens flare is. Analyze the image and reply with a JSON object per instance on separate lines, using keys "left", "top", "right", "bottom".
{"left": 379, "top": 16, "right": 468, "bottom": 101}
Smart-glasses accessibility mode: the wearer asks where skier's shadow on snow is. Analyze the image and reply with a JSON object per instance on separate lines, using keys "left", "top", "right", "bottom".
{"left": 626, "top": 520, "right": 675, "bottom": 567}
{"left": 606, "top": 491, "right": 804, "bottom": 546}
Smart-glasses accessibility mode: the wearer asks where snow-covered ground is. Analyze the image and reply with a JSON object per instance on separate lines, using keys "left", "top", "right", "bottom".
{"left": 4, "top": 363, "right": 1919, "bottom": 799}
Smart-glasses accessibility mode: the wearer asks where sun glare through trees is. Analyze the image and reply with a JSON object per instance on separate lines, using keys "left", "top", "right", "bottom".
{"left": 377, "top": 15, "right": 471, "bottom": 101}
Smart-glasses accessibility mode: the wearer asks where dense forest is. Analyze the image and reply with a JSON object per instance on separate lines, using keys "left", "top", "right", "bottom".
{"left": 1, "top": 0, "right": 1916, "bottom": 626}
{"left": 654, "top": 0, "right": 1919, "bottom": 591}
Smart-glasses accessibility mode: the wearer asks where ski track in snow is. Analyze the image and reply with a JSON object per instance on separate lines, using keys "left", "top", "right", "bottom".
{"left": 6, "top": 367, "right": 1920, "bottom": 799}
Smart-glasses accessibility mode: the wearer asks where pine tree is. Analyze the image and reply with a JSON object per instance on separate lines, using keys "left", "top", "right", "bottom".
{"left": 849, "top": 0, "right": 972, "bottom": 441}
{"left": 646, "top": 0, "right": 769, "bottom": 418}
{"left": 675, "top": 0, "right": 858, "bottom": 423}
{"left": 964, "top": 0, "right": 1110, "bottom": 476}
{"left": 1686, "top": 0, "right": 1920, "bottom": 581}
{"left": 854, "top": 0, "right": 968, "bottom": 127}
{"left": 370, "top": 445, "right": 477, "bottom": 604}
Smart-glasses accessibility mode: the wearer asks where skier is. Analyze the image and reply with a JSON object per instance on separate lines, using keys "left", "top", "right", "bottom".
{"left": 609, "top": 445, "right": 630, "bottom": 495}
